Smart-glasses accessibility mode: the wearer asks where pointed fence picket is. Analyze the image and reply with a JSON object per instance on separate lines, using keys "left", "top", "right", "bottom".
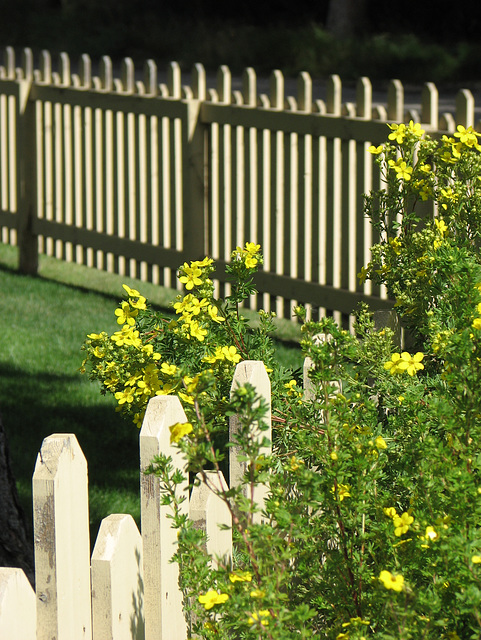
{"left": 0, "top": 360, "right": 271, "bottom": 640}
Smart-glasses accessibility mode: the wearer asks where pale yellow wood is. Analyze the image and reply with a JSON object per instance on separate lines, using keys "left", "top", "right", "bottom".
{"left": 387, "top": 79, "right": 404, "bottom": 122}
{"left": 190, "top": 471, "right": 232, "bottom": 569}
{"left": 139, "top": 396, "right": 189, "bottom": 640}
{"left": 0, "top": 568, "right": 36, "bottom": 640}
{"left": 91, "top": 514, "right": 144, "bottom": 640}
{"left": 33, "top": 433, "right": 91, "bottom": 640}
{"left": 229, "top": 361, "right": 271, "bottom": 523}
{"left": 421, "top": 82, "right": 438, "bottom": 129}
{"left": 456, "top": 89, "right": 474, "bottom": 128}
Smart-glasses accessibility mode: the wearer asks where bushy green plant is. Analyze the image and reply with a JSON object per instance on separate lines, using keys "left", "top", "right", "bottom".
{"left": 85, "top": 124, "right": 481, "bottom": 638}
{"left": 81, "top": 242, "right": 292, "bottom": 433}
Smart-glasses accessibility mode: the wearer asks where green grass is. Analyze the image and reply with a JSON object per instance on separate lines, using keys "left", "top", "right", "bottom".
{"left": 0, "top": 243, "right": 302, "bottom": 548}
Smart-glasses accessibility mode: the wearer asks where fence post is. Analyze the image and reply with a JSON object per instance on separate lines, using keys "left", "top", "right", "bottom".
{"left": 91, "top": 514, "right": 144, "bottom": 640}
{"left": 32, "top": 433, "right": 92, "bottom": 640}
{"left": 182, "top": 71, "right": 208, "bottom": 260}
{"left": 229, "top": 361, "right": 271, "bottom": 523}
{"left": 0, "top": 568, "right": 36, "bottom": 640}
{"left": 17, "top": 48, "right": 38, "bottom": 275}
{"left": 139, "top": 395, "right": 189, "bottom": 640}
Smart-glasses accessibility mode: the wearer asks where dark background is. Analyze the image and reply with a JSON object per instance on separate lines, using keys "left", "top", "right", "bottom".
{"left": 0, "top": 0, "right": 480, "bottom": 85}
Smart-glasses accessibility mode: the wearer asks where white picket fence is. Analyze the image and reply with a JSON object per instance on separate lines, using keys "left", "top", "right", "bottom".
{"left": 0, "top": 361, "right": 271, "bottom": 640}
{"left": 3, "top": 47, "right": 480, "bottom": 320}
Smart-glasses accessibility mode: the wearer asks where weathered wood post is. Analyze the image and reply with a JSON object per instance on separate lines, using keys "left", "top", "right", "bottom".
{"left": 32, "top": 434, "right": 92, "bottom": 640}
{"left": 229, "top": 361, "right": 271, "bottom": 524}
{"left": 91, "top": 514, "right": 144, "bottom": 640}
{"left": 139, "top": 395, "right": 189, "bottom": 640}
{"left": 17, "top": 48, "right": 38, "bottom": 275}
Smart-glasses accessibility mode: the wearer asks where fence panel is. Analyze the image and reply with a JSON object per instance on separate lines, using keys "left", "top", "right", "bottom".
{"left": 4, "top": 47, "right": 481, "bottom": 320}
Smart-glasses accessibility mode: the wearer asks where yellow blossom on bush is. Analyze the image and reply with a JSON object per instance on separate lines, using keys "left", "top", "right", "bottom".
{"left": 115, "top": 301, "right": 138, "bottom": 326}
{"left": 198, "top": 590, "right": 229, "bottom": 610}
{"left": 393, "top": 511, "right": 414, "bottom": 536}
{"left": 472, "top": 555, "right": 481, "bottom": 564}
{"left": 169, "top": 421, "right": 193, "bottom": 444}
{"left": 388, "top": 122, "right": 407, "bottom": 144}
{"left": 247, "top": 610, "right": 271, "bottom": 626}
{"left": 229, "top": 571, "right": 252, "bottom": 583}
{"left": 250, "top": 588, "right": 266, "bottom": 598}
{"left": 379, "top": 570, "right": 404, "bottom": 592}
{"left": 388, "top": 158, "right": 413, "bottom": 181}
{"left": 375, "top": 435, "right": 387, "bottom": 450}
{"left": 368, "top": 144, "right": 383, "bottom": 155}
{"left": 179, "top": 263, "right": 203, "bottom": 290}
{"left": 331, "top": 483, "right": 351, "bottom": 502}
{"left": 384, "top": 352, "right": 424, "bottom": 376}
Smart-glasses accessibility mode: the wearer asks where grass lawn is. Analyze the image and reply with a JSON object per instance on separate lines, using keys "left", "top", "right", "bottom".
{"left": 0, "top": 243, "right": 303, "bottom": 548}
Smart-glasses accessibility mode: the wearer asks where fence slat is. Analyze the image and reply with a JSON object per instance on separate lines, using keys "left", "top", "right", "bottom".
{"left": 32, "top": 433, "right": 91, "bottom": 640}
{"left": 139, "top": 395, "right": 189, "bottom": 640}
{"left": 0, "top": 568, "right": 36, "bottom": 639}
{"left": 190, "top": 471, "right": 232, "bottom": 568}
{"left": 229, "top": 361, "right": 272, "bottom": 523}
{"left": 91, "top": 514, "right": 144, "bottom": 640}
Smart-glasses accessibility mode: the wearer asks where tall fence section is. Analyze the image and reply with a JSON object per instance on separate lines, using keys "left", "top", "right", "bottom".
{"left": 2, "top": 48, "right": 479, "bottom": 320}
{"left": 0, "top": 360, "right": 272, "bottom": 640}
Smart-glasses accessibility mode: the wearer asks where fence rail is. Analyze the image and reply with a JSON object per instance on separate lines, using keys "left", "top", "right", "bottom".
{"left": 0, "top": 360, "right": 271, "bottom": 640}
{"left": 1, "top": 47, "right": 480, "bottom": 320}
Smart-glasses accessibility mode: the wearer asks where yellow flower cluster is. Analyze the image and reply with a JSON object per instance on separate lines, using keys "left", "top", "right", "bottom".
{"left": 232, "top": 242, "right": 261, "bottom": 269}
{"left": 384, "top": 351, "right": 424, "bottom": 376}
{"left": 384, "top": 507, "right": 414, "bottom": 537}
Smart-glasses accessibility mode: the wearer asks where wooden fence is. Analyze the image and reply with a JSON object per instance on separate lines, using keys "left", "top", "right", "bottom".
{"left": 1, "top": 47, "right": 480, "bottom": 320}
{"left": 0, "top": 360, "right": 271, "bottom": 640}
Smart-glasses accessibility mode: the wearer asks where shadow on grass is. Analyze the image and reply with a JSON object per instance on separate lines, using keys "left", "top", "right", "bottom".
{"left": 0, "top": 362, "right": 141, "bottom": 550}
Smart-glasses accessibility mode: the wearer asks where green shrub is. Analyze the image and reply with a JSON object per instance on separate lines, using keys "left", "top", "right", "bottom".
{"left": 85, "top": 123, "right": 481, "bottom": 638}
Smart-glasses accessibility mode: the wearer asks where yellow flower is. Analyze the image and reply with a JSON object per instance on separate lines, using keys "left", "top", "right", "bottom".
{"left": 388, "top": 158, "right": 413, "bottom": 181}
{"left": 247, "top": 610, "right": 271, "bottom": 626}
{"left": 393, "top": 511, "right": 414, "bottom": 536}
{"left": 472, "top": 318, "right": 481, "bottom": 331}
{"left": 221, "top": 345, "right": 242, "bottom": 363}
{"left": 331, "top": 483, "right": 351, "bottom": 502}
{"left": 368, "top": 144, "right": 384, "bottom": 155}
{"left": 160, "top": 362, "right": 177, "bottom": 376}
{"left": 198, "top": 590, "right": 229, "bottom": 610}
{"left": 408, "top": 120, "right": 425, "bottom": 137}
{"left": 250, "top": 589, "right": 266, "bottom": 598}
{"left": 122, "top": 284, "right": 142, "bottom": 297}
{"left": 384, "top": 352, "right": 424, "bottom": 376}
{"left": 229, "top": 571, "right": 252, "bottom": 583}
{"left": 383, "top": 507, "right": 397, "bottom": 518}
{"left": 169, "top": 422, "right": 193, "bottom": 444}
{"left": 472, "top": 555, "right": 481, "bottom": 564}
{"left": 179, "top": 263, "right": 203, "bottom": 290}
{"left": 434, "top": 218, "right": 448, "bottom": 236}
{"left": 114, "top": 388, "right": 135, "bottom": 405}
{"left": 388, "top": 123, "right": 407, "bottom": 144}
{"left": 379, "top": 570, "right": 404, "bottom": 592}
{"left": 207, "top": 304, "right": 225, "bottom": 323}
{"left": 114, "top": 301, "right": 138, "bottom": 326}
{"left": 375, "top": 435, "right": 387, "bottom": 450}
